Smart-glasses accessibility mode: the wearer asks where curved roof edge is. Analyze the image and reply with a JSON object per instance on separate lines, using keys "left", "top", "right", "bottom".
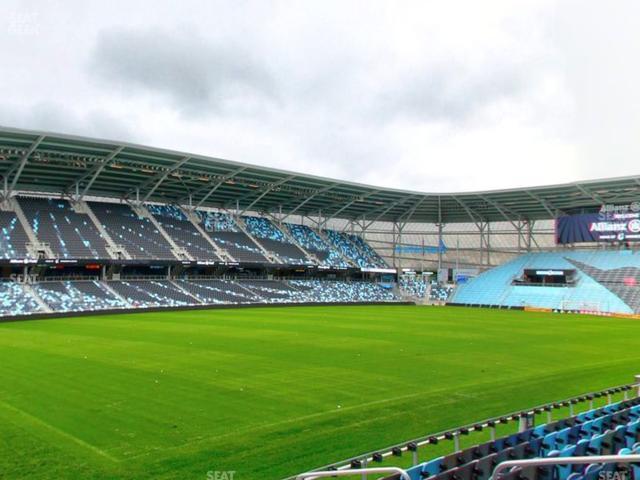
{"left": 0, "top": 125, "right": 639, "bottom": 223}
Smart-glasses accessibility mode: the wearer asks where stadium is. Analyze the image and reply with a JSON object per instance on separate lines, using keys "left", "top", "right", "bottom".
{"left": 4, "top": 1, "right": 640, "bottom": 478}
{"left": 2, "top": 124, "right": 640, "bottom": 480}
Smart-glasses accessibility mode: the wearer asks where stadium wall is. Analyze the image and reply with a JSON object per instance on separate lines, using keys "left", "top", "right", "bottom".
{"left": 0, "top": 300, "right": 415, "bottom": 324}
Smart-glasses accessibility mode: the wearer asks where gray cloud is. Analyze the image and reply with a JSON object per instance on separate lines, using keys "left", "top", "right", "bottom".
{"left": 1, "top": 0, "right": 638, "bottom": 192}
{"left": 90, "top": 27, "right": 278, "bottom": 115}
{"left": 372, "top": 61, "right": 529, "bottom": 123}
{"left": 0, "top": 102, "right": 132, "bottom": 141}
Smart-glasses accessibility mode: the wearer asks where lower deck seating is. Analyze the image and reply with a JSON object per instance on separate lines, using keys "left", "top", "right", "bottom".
{"left": 241, "top": 280, "right": 304, "bottom": 302}
{"left": 430, "top": 283, "right": 454, "bottom": 301}
{"left": 108, "top": 280, "right": 195, "bottom": 307}
{"left": 34, "top": 281, "right": 127, "bottom": 312}
{"left": 176, "top": 279, "right": 261, "bottom": 304}
{"left": 400, "top": 278, "right": 427, "bottom": 298}
{"left": 0, "top": 282, "right": 41, "bottom": 316}
{"left": 290, "top": 280, "right": 398, "bottom": 302}
{"left": 0, "top": 279, "right": 399, "bottom": 316}
{"left": 404, "top": 397, "right": 640, "bottom": 480}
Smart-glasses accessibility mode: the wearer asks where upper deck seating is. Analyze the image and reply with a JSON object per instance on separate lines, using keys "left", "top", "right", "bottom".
{"left": 325, "top": 230, "right": 368, "bottom": 268}
{"left": 147, "top": 205, "right": 219, "bottom": 260}
{"left": 348, "top": 233, "right": 388, "bottom": 268}
{"left": 88, "top": 202, "right": 176, "bottom": 260}
{"left": 243, "top": 216, "right": 309, "bottom": 264}
{"left": 198, "top": 211, "right": 268, "bottom": 263}
{"left": 20, "top": 197, "right": 110, "bottom": 259}
{"left": 285, "top": 223, "right": 348, "bottom": 267}
{"left": 323, "top": 229, "right": 388, "bottom": 268}
{"left": 0, "top": 211, "right": 30, "bottom": 259}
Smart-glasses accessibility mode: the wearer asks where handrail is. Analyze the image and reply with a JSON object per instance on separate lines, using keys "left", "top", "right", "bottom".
{"left": 39, "top": 275, "right": 98, "bottom": 282}
{"left": 296, "top": 467, "right": 410, "bottom": 480}
{"left": 286, "top": 382, "right": 638, "bottom": 480}
{"left": 493, "top": 455, "right": 640, "bottom": 479}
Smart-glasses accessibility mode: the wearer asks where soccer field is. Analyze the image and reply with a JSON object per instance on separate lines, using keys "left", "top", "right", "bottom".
{"left": 1, "top": 305, "right": 640, "bottom": 479}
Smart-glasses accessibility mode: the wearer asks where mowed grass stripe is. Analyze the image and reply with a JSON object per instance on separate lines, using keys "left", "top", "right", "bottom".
{"left": 1, "top": 306, "right": 640, "bottom": 479}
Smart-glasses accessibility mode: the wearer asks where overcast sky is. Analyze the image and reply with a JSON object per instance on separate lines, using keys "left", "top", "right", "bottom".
{"left": 1, "top": 0, "right": 639, "bottom": 192}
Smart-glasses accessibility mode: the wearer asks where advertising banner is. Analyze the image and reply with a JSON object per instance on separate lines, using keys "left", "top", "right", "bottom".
{"left": 556, "top": 202, "right": 640, "bottom": 244}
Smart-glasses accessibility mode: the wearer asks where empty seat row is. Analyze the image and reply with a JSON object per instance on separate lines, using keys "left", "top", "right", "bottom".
{"left": 0, "top": 200, "right": 389, "bottom": 267}
{"left": 243, "top": 216, "right": 309, "bottom": 264}
{"left": 348, "top": 233, "right": 388, "bottom": 268}
{"left": 430, "top": 284, "right": 454, "bottom": 301}
{"left": 34, "top": 281, "right": 127, "bottom": 312}
{"left": 241, "top": 280, "right": 304, "bottom": 302}
{"left": 0, "top": 279, "right": 400, "bottom": 316}
{"left": 0, "top": 211, "right": 31, "bottom": 258}
{"left": 285, "top": 223, "right": 349, "bottom": 268}
{"left": 0, "top": 282, "right": 41, "bottom": 315}
{"left": 324, "top": 229, "right": 388, "bottom": 269}
{"left": 20, "top": 197, "right": 110, "bottom": 259}
{"left": 88, "top": 202, "right": 176, "bottom": 260}
{"left": 289, "top": 280, "right": 398, "bottom": 302}
{"left": 147, "top": 204, "right": 220, "bottom": 261}
{"left": 176, "top": 279, "right": 261, "bottom": 304}
{"left": 108, "top": 280, "right": 194, "bottom": 307}
{"left": 400, "top": 277, "right": 428, "bottom": 298}
{"left": 403, "top": 398, "right": 640, "bottom": 480}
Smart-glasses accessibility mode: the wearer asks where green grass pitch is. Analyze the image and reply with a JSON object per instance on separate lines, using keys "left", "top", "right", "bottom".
{"left": 1, "top": 305, "right": 640, "bottom": 479}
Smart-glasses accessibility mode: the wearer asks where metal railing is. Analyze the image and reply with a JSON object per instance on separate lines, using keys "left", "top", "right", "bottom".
{"left": 297, "top": 455, "right": 640, "bottom": 480}
{"left": 116, "top": 275, "right": 168, "bottom": 281}
{"left": 296, "top": 467, "right": 410, "bottom": 480}
{"left": 38, "top": 275, "right": 98, "bottom": 282}
{"left": 286, "top": 382, "right": 639, "bottom": 479}
{"left": 493, "top": 455, "right": 640, "bottom": 480}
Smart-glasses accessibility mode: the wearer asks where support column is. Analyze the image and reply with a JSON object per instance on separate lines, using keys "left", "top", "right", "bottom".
{"left": 437, "top": 223, "right": 443, "bottom": 271}
{"left": 486, "top": 222, "right": 491, "bottom": 266}
{"left": 517, "top": 221, "right": 523, "bottom": 254}
{"left": 397, "top": 223, "right": 403, "bottom": 272}
{"left": 392, "top": 222, "right": 398, "bottom": 268}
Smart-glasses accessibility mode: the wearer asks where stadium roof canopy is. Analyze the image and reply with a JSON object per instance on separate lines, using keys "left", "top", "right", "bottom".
{"left": 0, "top": 126, "right": 639, "bottom": 224}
